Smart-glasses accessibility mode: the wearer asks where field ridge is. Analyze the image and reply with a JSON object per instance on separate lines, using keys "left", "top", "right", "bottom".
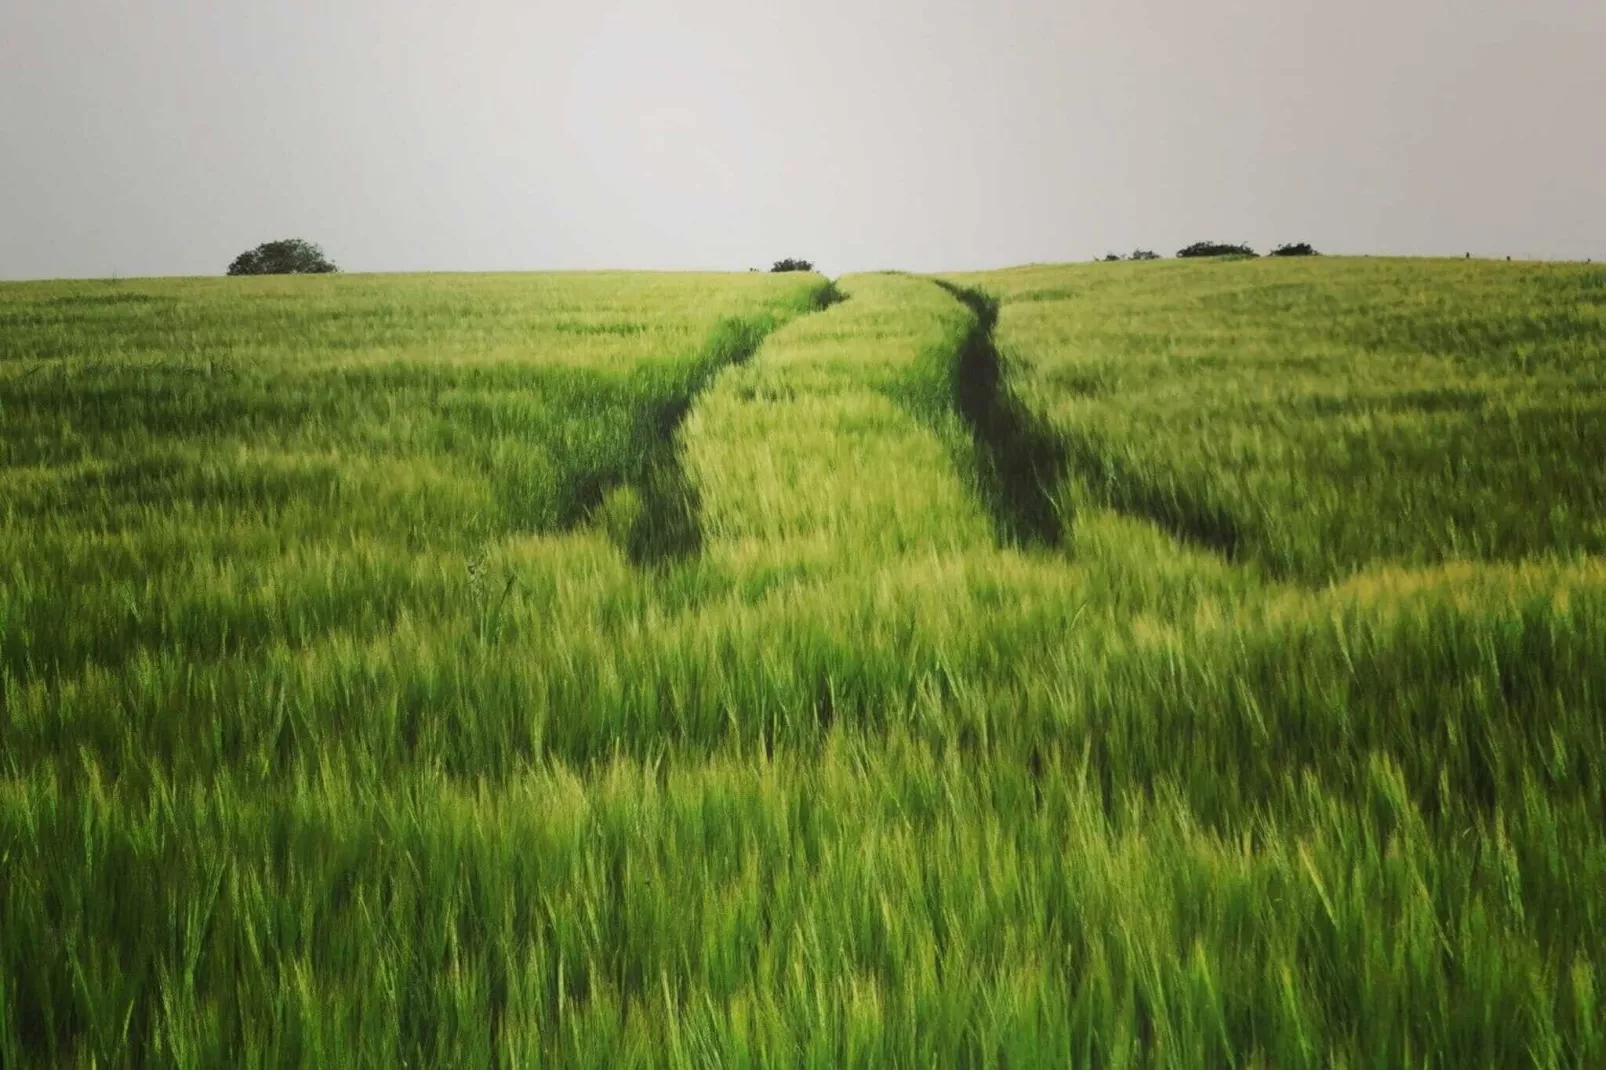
{"left": 617, "top": 278, "right": 843, "bottom": 567}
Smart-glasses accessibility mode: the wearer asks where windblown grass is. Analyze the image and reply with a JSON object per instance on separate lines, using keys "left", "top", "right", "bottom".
{"left": 1, "top": 262, "right": 1602, "bottom": 1066}
{"left": 950, "top": 257, "right": 1606, "bottom": 581}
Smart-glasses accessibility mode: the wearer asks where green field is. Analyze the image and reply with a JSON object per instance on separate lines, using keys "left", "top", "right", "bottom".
{"left": 1, "top": 259, "right": 1602, "bottom": 1066}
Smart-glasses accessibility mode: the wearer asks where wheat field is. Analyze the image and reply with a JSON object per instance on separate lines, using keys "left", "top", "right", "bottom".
{"left": 1, "top": 259, "right": 1602, "bottom": 1066}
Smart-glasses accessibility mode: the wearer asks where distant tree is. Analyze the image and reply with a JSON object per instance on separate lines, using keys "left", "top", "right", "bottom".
{"left": 770, "top": 258, "right": 814, "bottom": 273}
{"left": 1177, "top": 241, "right": 1257, "bottom": 259}
{"left": 1270, "top": 242, "right": 1319, "bottom": 257}
{"left": 1129, "top": 249, "right": 1161, "bottom": 261}
{"left": 1102, "top": 253, "right": 1124, "bottom": 262}
{"left": 227, "top": 239, "right": 338, "bottom": 276}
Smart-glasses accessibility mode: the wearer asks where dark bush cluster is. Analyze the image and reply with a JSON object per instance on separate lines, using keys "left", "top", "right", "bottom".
{"left": 227, "top": 239, "right": 338, "bottom": 276}
{"left": 1270, "top": 242, "right": 1319, "bottom": 257}
{"left": 1177, "top": 241, "right": 1257, "bottom": 259}
{"left": 771, "top": 258, "right": 815, "bottom": 273}
{"left": 1101, "top": 249, "right": 1162, "bottom": 263}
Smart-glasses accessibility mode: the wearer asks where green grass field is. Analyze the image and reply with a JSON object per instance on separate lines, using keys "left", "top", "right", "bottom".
{"left": 1, "top": 259, "right": 1602, "bottom": 1066}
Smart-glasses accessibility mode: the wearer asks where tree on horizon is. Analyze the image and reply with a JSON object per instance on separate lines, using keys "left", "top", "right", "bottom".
{"left": 227, "top": 239, "right": 338, "bottom": 276}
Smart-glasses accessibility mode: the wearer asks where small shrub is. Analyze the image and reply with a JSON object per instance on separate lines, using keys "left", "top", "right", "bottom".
{"left": 1270, "top": 242, "right": 1319, "bottom": 257}
{"left": 1102, "top": 253, "right": 1123, "bottom": 263}
{"left": 1129, "top": 249, "right": 1161, "bottom": 261}
{"left": 771, "top": 258, "right": 815, "bottom": 273}
{"left": 1177, "top": 241, "right": 1256, "bottom": 259}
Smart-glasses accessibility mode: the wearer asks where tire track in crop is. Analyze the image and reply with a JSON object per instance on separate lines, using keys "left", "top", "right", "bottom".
{"left": 1058, "top": 431, "right": 1244, "bottom": 560}
{"left": 931, "top": 281, "right": 1068, "bottom": 547}
{"left": 936, "top": 281, "right": 1243, "bottom": 561}
{"left": 602, "top": 280, "right": 844, "bottom": 566}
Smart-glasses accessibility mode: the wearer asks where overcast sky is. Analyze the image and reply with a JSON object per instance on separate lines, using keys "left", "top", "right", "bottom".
{"left": 3, "top": 0, "right": 1603, "bottom": 280}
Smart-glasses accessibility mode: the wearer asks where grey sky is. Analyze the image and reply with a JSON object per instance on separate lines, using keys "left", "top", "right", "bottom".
{"left": 3, "top": 0, "right": 1602, "bottom": 280}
